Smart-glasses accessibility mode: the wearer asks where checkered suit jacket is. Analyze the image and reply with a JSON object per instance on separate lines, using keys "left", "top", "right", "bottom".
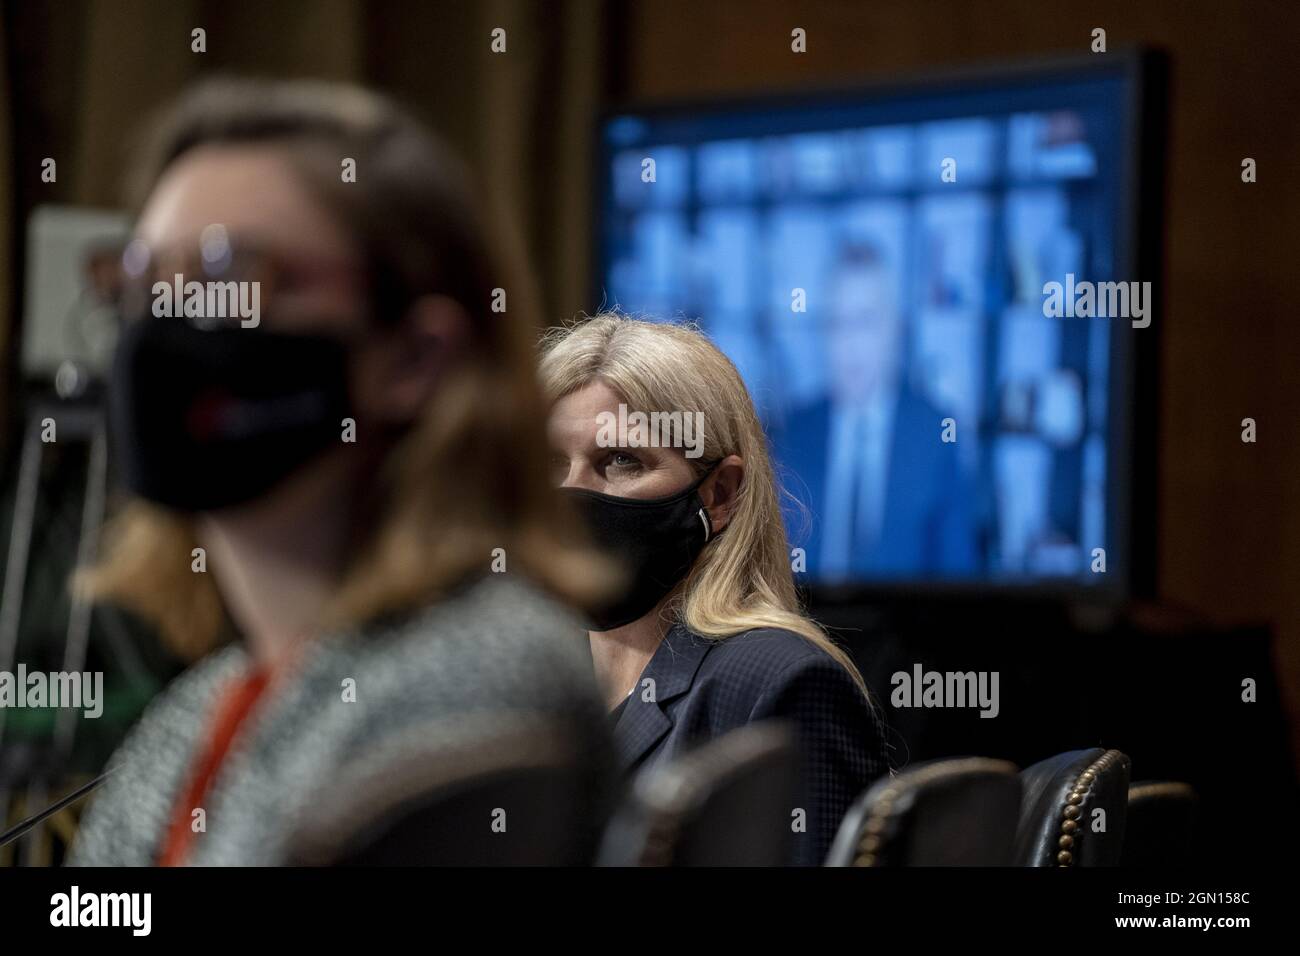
{"left": 612, "top": 624, "right": 892, "bottom": 865}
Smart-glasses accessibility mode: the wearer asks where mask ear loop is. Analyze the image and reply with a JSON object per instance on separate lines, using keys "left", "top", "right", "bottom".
{"left": 694, "top": 459, "right": 723, "bottom": 545}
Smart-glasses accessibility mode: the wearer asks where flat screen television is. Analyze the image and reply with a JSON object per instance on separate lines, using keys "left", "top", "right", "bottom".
{"left": 594, "top": 51, "right": 1164, "bottom": 601}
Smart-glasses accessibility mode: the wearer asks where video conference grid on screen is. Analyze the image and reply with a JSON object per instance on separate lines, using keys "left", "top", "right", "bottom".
{"left": 600, "top": 72, "right": 1132, "bottom": 587}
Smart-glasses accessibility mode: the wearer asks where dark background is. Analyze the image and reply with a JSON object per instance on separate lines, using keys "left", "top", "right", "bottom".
{"left": 1, "top": 0, "right": 1297, "bottom": 864}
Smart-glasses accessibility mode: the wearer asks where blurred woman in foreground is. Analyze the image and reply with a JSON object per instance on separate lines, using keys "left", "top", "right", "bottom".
{"left": 70, "top": 78, "right": 610, "bottom": 865}
{"left": 541, "top": 314, "right": 891, "bottom": 865}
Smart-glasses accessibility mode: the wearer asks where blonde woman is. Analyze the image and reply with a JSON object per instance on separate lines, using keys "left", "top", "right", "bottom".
{"left": 541, "top": 314, "right": 890, "bottom": 866}
{"left": 68, "top": 78, "right": 611, "bottom": 865}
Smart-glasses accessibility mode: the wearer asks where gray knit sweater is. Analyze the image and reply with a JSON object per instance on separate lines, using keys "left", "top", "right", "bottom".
{"left": 69, "top": 574, "right": 606, "bottom": 866}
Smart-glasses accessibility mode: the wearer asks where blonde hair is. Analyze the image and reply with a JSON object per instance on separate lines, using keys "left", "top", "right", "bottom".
{"left": 538, "top": 312, "right": 869, "bottom": 696}
{"left": 78, "top": 78, "right": 611, "bottom": 659}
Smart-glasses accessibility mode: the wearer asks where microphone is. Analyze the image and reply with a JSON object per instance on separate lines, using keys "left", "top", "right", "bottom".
{"left": 0, "top": 768, "right": 117, "bottom": 849}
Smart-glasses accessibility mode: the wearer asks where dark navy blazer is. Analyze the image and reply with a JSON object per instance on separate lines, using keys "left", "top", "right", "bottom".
{"left": 611, "top": 623, "right": 891, "bottom": 866}
{"left": 769, "top": 388, "right": 978, "bottom": 579}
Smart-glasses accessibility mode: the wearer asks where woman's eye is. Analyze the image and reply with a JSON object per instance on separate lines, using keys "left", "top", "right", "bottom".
{"left": 606, "top": 451, "right": 643, "bottom": 472}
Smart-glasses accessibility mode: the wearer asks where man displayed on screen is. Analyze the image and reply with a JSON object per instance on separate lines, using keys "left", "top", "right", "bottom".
{"left": 773, "top": 241, "right": 977, "bottom": 581}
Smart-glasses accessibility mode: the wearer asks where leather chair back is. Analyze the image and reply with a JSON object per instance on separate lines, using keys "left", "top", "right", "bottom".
{"left": 826, "top": 757, "right": 1022, "bottom": 866}
{"left": 1121, "top": 781, "right": 1198, "bottom": 867}
{"left": 597, "top": 722, "right": 796, "bottom": 866}
{"left": 1015, "top": 747, "right": 1130, "bottom": 866}
{"left": 287, "top": 714, "right": 606, "bottom": 865}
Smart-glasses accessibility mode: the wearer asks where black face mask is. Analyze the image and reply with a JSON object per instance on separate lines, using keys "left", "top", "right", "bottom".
{"left": 562, "top": 469, "right": 717, "bottom": 631}
{"left": 108, "top": 314, "right": 353, "bottom": 512}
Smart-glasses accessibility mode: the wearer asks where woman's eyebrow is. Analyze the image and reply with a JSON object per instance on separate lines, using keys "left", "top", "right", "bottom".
{"left": 593, "top": 440, "right": 649, "bottom": 454}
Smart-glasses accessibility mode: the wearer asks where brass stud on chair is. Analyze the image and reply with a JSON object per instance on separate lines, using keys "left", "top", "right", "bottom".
{"left": 1052, "top": 749, "right": 1124, "bottom": 868}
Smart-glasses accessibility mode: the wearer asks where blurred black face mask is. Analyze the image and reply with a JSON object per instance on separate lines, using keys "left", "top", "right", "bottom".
{"left": 109, "top": 314, "right": 352, "bottom": 512}
{"left": 562, "top": 469, "right": 717, "bottom": 631}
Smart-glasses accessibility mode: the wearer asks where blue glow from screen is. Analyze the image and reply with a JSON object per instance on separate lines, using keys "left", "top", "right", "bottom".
{"left": 598, "top": 72, "right": 1131, "bottom": 585}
